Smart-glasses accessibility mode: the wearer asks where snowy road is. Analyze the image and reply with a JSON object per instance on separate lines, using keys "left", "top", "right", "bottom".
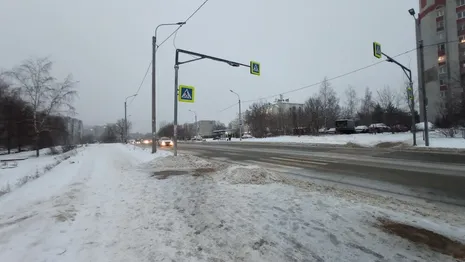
{"left": 1, "top": 144, "right": 464, "bottom": 261}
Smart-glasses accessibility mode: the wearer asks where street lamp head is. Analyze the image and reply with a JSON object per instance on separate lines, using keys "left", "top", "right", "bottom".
{"left": 177, "top": 22, "right": 186, "bottom": 25}
{"left": 408, "top": 8, "right": 416, "bottom": 16}
{"left": 230, "top": 90, "right": 234, "bottom": 93}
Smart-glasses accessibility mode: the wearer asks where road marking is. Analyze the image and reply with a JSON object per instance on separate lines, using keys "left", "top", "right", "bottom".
{"left": 270, "top": 157, "right": 328, "bottom": 166}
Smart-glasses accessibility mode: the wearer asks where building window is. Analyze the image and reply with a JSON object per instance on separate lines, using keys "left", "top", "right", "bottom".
{"left": 437, "top": 9, "right": 444, "bottom": 17}
{"left": 438, "top": 55, "right": 446, "bottom": 62}
{"left": 438, "top": 31, "right": 445, "bottom": 39}
{"left": 438, "top": 43, "right": 445, "bottom": 52}
{"left": 459, "top": 11, "right": 465, "bottom": 19}
{"left": 459, "top": 23, "right": 465, "bottom": 32}
{"left": 440, "top": 78, "right": 446, "bottom": 86}
{"left": 460, "top": 35, "right": 465, "bottom": 43}
{"left": 458, "top": 0, "right": 465, "bottom": 6}
{"left": 439, "top": 65, "right": 447, "bottom": 74}
{"left": 437, "top": 20, "right": 445, "bottom": 29}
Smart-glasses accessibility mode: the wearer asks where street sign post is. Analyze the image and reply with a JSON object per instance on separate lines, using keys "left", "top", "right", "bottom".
{"left": 371, "top": 41, "right": 417, "bottom": 146}
{"left": 178, "top": 85, "right": 195, "bottom": 103}
{"left": 373, "top": 42, "right": 382, "bottom": 59}
{"left": 250, "top": 61, "right": 260, "bottom": 76}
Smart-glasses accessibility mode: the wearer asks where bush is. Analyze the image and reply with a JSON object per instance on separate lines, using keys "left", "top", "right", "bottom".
{"left": 48, "top": 146, "right": 60, "bottom": 155}
{"left": 62, "top": 144, "right": 76, "bottom": 153}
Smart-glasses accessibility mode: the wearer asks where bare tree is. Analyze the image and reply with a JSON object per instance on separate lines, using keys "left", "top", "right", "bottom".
{"left": 303, "top": 95, "right": 323, "bottom": 134}
{"left": 8, "top": 58, "right": 77, "bottom": 156}
{"left": 115, "top": 118, "right": 132, "bottom": 142}
{"left": 342, "top": 85, "right": 358, "bottom": 119}
{"left": 377, "top": 85, "right": 399, "bottom": 109}
{"left": 357, "top": 87, "right": 375, "bottom": 125}
{"left": 318, "top": 77, "right": 340, "bottom": 128}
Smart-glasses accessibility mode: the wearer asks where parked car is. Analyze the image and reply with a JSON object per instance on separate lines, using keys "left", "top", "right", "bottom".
{"left": 391, "top": 124, "right": 409, "bottom": 133}
{"left": 355, "top": 125, "right": 369, "bottom": 133}
{"left": 158, "top": 137, "right": 173, "bottom": 147}
{"left": 369, "top": 123, "right": 390, "bottom": 133}
{"left": 242, "top": 134, "right": 254, "bottom": 139}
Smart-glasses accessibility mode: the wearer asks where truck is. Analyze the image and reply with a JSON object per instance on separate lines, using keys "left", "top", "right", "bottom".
{"left": 335, "top": 119, "right": 356, "bottom": 134}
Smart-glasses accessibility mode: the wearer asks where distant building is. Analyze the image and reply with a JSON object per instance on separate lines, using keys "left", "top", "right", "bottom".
{"left": 64, "top": 117, "right": 83, "bottom": 144}
{"left": 267, "top": 95, "right": 304, "bottom": 115}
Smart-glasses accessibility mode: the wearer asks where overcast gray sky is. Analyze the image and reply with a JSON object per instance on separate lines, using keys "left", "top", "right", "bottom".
{"left": 1, "top": 0, "right": 418, "bottom": 133}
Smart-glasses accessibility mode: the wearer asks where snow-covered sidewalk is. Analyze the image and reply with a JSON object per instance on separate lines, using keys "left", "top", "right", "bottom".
{"left": 0, "top": 144, "right": 464, "bottom": 261}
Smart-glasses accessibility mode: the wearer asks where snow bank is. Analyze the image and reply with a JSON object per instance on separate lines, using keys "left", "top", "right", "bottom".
{"left": 140, "top": 154, "right": 215, "bottom": 171}
{"left": 207, "top": 132, "right": 465, "bottom": 149}
{"left": 215, "top": 165, "right": 285, "bottom": 185}
{"left": 122, "top": 144, "right": 172, "bottom": 163}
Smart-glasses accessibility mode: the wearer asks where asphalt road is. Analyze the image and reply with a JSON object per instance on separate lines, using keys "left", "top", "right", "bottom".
{"left": 175, "top": 142, "right": 465, "bottom": 205}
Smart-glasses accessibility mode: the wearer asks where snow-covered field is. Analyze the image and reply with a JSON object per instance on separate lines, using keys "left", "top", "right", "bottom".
{"left": 0, "top": 144, "right": 464, "bottom": 261}
{"left": 207, "top": 131, "right": 465, "bottom": 149}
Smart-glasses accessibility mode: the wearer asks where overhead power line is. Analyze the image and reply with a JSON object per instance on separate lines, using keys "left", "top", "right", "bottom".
{"left": 129, "top": 0, "right": 210, "bottom": 104}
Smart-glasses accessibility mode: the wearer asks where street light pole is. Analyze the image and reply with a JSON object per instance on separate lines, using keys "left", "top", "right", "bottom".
{"left": 124, "top": 94, "right": 137, "bottom": 143}
{"left": 410, "top": 9, "right": 430, "bottom": 146}
{"left": 230, "top": 90, "right": 242, "bottom": 141}
{"left": 152, "top": 22, "right": 186, "bottom": 154}
{"left": 189, "top": 109, "right": 198, "bottom": 139}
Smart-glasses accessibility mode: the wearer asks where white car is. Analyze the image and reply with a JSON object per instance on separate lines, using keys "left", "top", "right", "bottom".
{"left": 158, "top": 137, "right": 173, "bottom": 147}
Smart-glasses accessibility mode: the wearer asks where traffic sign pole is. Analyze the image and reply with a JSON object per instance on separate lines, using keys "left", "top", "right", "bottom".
{"left": 173, "top": 48, "right": 260, "bottom": 156}
{"left": 372, "top": 41, "right": 416, "bottom": 146}
{"left": 173, "top": 64, "right": 179, "bottom": 156}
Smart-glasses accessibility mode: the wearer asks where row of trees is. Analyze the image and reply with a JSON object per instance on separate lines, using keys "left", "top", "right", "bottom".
{"left": 0, "top": 58, "right": 78, "bottom": 156}
{"left": 243, "top": 77, "right": 462, "bottom": 138}
{"left": 82, "top": 119, "right": 133, "bottom": 144}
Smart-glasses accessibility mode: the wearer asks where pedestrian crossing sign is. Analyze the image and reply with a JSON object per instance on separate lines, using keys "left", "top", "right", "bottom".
{"left": 178, "top": 85, "right": 195, "bottom": 103}
{"left": 373, "top": 42, "right": 382, "bottom": 59}
{"left": 250, "top": 61, "right": 260, "bottom": 76}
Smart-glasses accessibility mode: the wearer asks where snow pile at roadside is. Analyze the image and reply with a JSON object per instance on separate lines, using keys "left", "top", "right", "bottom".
{"left": 140, "top": 154, "right": 215, "bottom": 170}
{"left": 215, "top": 165, "right": 285, "bottom": 185}
{"left": 124, "top": 144, "right": 172, "bottom": 163}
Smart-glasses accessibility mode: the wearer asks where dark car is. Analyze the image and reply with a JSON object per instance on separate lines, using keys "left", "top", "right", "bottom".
{"left": 391, "top": 124, "right": 409, "bottom": 133}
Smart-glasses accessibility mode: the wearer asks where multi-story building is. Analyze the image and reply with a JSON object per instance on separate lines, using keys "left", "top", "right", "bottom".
{"left": 419, "top": 0, "right": 465, "bottom": 122}
{"left": 64, "top": 117, "right": 83, "bottom": 144}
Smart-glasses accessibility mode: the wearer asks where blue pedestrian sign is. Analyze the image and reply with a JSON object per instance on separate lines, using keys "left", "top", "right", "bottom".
{"left": 250, "top": 61, "right": 260, "bottom": 76}
{"left": 178, "top": 85, "right": 195, "bottom": 103}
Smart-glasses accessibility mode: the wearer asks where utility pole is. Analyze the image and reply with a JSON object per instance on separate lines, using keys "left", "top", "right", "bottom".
{"left": 124, "top": 101, "right": 127, "bottom": 143}
{"left": 124, "top": 94, "right": 137, "bottom": 143}
{"left": 411, "top": 8, "right": 429, "bottom": 146}
{"left": 152, "top": 22, "right": 186, "bottom": 154}
{"left": 230, "top": 90, "right": 242, "bottom": 141}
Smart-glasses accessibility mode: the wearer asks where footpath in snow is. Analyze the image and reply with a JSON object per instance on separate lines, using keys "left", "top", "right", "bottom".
{"left": 0, "top": 144, "right": 464, "bottom": 261}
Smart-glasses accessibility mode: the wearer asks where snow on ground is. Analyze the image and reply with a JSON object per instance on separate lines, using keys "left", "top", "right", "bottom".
{"left": 207, "top": 130, "right": 465, "bottom": 149}
{"left": 0, "top": 144, "right": 464, "bottom": 261}
{"left": 0, "top": 147, "right": 81, "bottom": 194}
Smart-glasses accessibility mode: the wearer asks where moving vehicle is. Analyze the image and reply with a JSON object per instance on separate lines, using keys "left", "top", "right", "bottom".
{"left": 158, "top": 137, "right": 173, "bottom": 147}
